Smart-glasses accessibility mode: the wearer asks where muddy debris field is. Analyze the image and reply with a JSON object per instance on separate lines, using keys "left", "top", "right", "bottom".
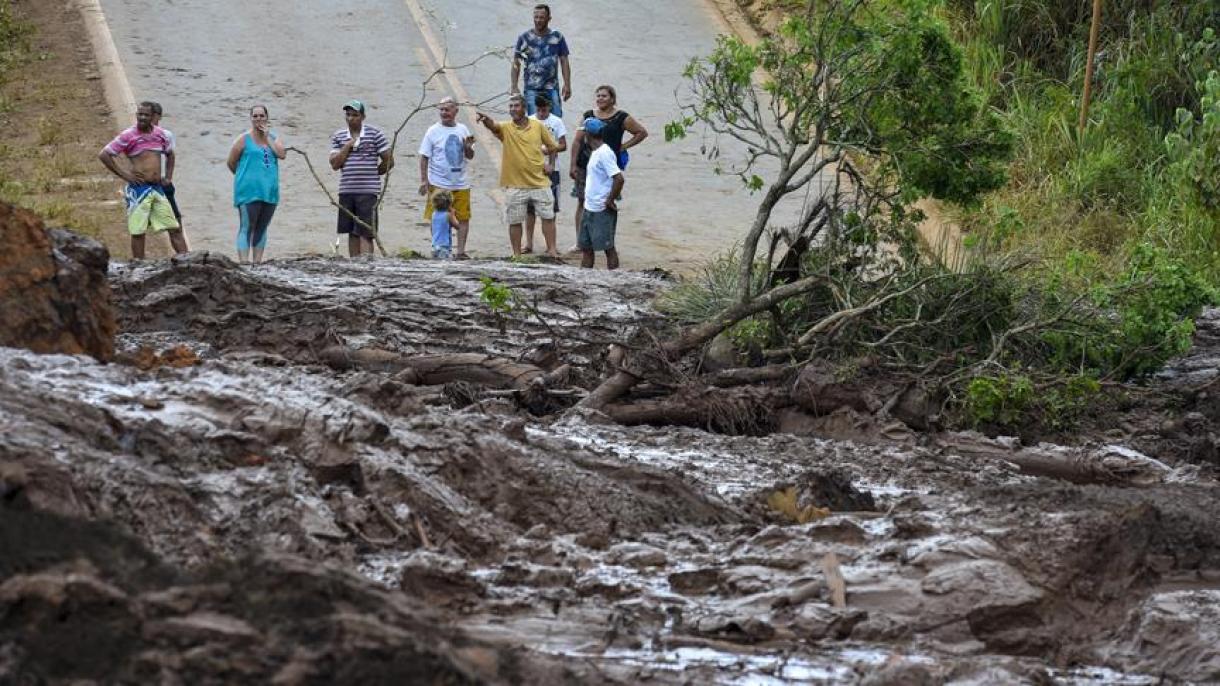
{"left": 3, "top": 251, "right": 1220, "bottom": 684}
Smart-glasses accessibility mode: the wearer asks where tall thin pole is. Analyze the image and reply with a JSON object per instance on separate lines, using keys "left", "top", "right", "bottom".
{"left": 1079, "top": 0, "right": 1104, "bottom": 132}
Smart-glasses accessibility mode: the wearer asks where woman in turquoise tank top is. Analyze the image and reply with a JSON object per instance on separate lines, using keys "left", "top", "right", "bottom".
{"left": 226, "top": 105, "right": 286, "bottom": 263}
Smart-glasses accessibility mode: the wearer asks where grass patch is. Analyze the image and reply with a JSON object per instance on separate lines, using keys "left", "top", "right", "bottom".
{"left": 0, "top": 0, "right": 120, "bottom": 246}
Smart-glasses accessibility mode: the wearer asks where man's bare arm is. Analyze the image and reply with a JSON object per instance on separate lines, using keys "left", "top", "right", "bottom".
{"left": 98, "top": 149, "right": 136, "bottom": 184}
{"left": 475, "top": 112, "right": 502, "bottom": 137}
{"left": 560, "top": 55, "right": 572, "bottom": 102}
{"left": 329, "top": 137, "right": 356, "bottom": 170}
{"left": 378, "top": 150, "right": 395, "bottom": 175}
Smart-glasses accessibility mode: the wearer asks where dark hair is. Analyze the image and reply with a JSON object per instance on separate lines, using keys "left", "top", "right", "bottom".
{"left": 534, "top": 94, "right": 552, "bottom": 109}
{"left": 251, "top": 104, "right": 269, "bottom": 117}
{"left": 534, "top": 4, "right": 551, "bottom": 16}
{"left": 595, "top": 85, "right": 617, "bottom": 104}
{"left": 138, "top": 101, "right": 158, "bottom": 114}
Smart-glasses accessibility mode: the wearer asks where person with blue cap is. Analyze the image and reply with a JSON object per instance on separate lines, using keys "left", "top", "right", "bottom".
{"left": 578, "top": 116, "right": 625, "bottom": 270}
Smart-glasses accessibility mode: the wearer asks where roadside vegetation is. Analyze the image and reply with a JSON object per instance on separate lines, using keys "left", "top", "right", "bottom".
{"left": 0, "top": 0, "right": 117, "bottom": 243}
{"left": 581, "top": 0, "right": 1219, "bottom": 436}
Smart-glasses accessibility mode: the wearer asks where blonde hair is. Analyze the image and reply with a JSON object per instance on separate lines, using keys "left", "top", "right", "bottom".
{"left": 432, "top": 190, "right": 453, "bottom": 211}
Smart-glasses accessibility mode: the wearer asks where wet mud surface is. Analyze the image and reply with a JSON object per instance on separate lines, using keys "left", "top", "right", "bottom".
{"left": 4, "top": 255, "right": 1220, "bottom": 683}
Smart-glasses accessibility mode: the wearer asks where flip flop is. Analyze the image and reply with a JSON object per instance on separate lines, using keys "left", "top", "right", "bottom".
{"left": 521, "top": 247, "right": 534, "bottom": 254}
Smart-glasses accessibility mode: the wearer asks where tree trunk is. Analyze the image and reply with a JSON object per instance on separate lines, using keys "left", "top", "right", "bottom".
{"left": 320, "top": 346, "right": 547, "bottom": 391}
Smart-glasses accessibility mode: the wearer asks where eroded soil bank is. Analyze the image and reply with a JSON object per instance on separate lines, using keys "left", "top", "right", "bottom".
{"left": 3, "top": 253, "right": 1220, "bottom": 684}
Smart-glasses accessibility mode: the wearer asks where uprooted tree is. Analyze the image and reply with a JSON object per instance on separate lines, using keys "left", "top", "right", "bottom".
{"left": 572, "top": 0, "right": 1212, "bottom": 437}
{"left": 578, "top": 0, "right": 1012, "bottom": 416}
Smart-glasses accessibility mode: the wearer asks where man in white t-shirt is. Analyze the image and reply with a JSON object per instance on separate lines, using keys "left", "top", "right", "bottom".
{"left": 524, "top": 94, "right": 567, "bottom": 254}
{"left": 418, "top": 97, "right": 476, "bottom": 258}
{"left": 579, "top": 117, "right": 624, "bottom": 270}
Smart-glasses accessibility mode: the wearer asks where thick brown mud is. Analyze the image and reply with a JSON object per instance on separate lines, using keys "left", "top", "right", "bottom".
{"left": 4, "top": 253, "right": 1220, "bottom": 683}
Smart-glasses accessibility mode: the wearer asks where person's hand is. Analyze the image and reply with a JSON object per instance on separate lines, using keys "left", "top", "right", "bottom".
{"left": 543, "top": 161, "right": 553, "bottom": 175}
{"left": 464, "top": 136, "right": 476, "bottom": 150}
{"left": 606, "top": 197, "right": 618, "bottom": 212}
{"left": 418, "top": 183, "right": 429, "bottom": 197}
{"left": 475, "top": 112, "right": 489, "bottom": 124}
{"left": 128, "top": 169, "right": 146, "bottom": 184}
{"left": 569, "top": 168, "right": 579, "bottom": 181}
{"left": 561, "top": 84, "right": 572, "bottom": 102}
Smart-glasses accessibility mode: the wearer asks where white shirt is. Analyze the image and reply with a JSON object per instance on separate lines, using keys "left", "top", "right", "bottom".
{"left": 583, "top": 143, "right": 622, "bottom": 212}
{"left": 418, "top": 122, "right": 473, "bottom": 190}
{"left": 531, "top": 113, "right": 567, "bottom": 172}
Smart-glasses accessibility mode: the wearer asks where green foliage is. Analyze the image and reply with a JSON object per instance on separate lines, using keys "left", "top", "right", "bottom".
{"left": 964, "top": 374, "right": 1034, "bottom": 427}
{"left": 1165, "top": 70, "right": 1220, "bottom": 210}
{"left": 395, "top": 248, "right": 424, "bottom": 260}
{"left": 477, "top": 276, "right": 514, "bottom": 315}
{"left": 1089, "top": 246, "right": 1215, "bottom": 378}
{"left": 950, "top": 5, "right": 1220, "bottom": 277}
{"left": 655, "top": 251, "right": 769, "bottom": 324}
{"left": 964, "top": 372, "right": 1101, "bottom": 431}
{"left": 729, "top": 317, "right": 771, "bottom": 351}
{"left": 670, "top": 0, "right": 1011, "bottom": 204}
{"left": 0, "top": 2, "right": 30, "bottom": 80}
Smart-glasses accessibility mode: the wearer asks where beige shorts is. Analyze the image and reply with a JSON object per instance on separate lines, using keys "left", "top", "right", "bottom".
{"left": 505, "top": 187, "right": 554, "bottom": 225}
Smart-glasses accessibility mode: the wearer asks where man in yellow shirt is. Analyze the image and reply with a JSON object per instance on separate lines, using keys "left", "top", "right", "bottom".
{"left": 476, "top": 95, "right": 561, "bottom": 258}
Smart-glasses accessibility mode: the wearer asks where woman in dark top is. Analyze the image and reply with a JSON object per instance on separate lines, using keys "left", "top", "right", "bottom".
{"left": 568, "top": 84, "right": 648, "bottom": 250}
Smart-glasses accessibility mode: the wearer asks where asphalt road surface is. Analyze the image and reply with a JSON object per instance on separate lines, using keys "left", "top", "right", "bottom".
{"left": 97, "top": 0, "right": 766, "bottom": 269}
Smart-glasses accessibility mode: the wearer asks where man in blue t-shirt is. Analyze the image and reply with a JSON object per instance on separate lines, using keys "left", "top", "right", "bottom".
{"left": 511, "top": 3, "right": 571, "bottom": 117}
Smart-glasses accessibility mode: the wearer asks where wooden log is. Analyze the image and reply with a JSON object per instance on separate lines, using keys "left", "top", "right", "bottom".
{"left": 320, "top": 346, "right": 546, "bottom": 391}
{"left": 935, "top": 432, "right": 1173, "bottom": 486}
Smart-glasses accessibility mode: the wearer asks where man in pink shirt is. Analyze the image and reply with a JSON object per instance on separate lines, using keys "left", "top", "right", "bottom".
{"left": 98, "top": 101, "right": 189, "bottom": 259}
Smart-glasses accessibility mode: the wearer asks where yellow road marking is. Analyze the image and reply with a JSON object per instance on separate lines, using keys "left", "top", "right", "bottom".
{"left": 401, "top": 0, "right": 504, "bottom": 190}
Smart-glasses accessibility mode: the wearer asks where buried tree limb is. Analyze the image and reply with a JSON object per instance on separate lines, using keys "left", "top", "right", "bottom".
{"left": 934, "top": 432, "right": 1173, "bottom": 486}
{"left": 320, "top": 347, "right": 547, "bottom": 391}
{"left": 579, "top": 275, "right": 827, "bottom": 412}
{"left": 601, "top": 386, "right": 792, "bottom": 433}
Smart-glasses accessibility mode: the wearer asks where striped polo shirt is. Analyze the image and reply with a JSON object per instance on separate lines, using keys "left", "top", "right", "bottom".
{"left": 330, "top": 125, "right": 390, "bottom": 195}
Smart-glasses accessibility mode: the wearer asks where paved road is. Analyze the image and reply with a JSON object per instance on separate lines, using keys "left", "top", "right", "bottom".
{"left": 97, "top": 0, "right": 765, "bottom": 269}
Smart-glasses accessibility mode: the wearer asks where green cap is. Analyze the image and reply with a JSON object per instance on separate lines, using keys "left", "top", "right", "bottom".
{"left": 342, "top": 99, "right": 366, "bottom": 114}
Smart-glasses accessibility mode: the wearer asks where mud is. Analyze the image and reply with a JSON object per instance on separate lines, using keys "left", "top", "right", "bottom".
{"left": 4, "top": 254, "right": 1220, "bottom": 683}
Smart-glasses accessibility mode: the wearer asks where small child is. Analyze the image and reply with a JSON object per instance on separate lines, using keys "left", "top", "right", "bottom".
{"left": 429, "top": 190, "right": 460, "bottom": 259}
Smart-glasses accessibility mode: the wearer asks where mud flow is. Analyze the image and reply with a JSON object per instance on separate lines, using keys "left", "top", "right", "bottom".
{"left": 4, "top": 253, "right": 1220, "bottom": 684}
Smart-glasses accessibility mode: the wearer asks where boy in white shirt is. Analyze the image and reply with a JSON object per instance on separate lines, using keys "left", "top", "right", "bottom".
{"left": 578, "top": 117, "right": 624, "bottom": 270}
{"left": 524, "top": 95, "right": 567, "bottom": 254}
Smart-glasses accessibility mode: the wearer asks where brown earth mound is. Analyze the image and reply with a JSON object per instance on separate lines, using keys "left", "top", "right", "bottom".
{"left": 0, "top": 202, "right": 114, "bottom": 361}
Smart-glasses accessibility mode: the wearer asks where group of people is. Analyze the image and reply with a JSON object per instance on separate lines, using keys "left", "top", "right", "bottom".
{"left": 97, "top": 3, "right": 648, "bottom": 269}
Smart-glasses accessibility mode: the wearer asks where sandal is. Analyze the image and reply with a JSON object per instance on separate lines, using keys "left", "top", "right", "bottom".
{"left": 521, "top": 247, "right": 534, "bottom": 254}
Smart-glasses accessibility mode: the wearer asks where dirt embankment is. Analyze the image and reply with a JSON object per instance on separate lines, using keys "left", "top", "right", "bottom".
{"left": 3, "top": 220, "right": 1220, "bottom": 682}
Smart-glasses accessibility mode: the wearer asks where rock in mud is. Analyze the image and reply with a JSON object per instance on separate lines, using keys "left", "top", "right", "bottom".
{"left": 1116, "top": 590, "right": 1220, "bottom": 681}
{"left": 0, "top": 203, "right": 114, "bottom": 360}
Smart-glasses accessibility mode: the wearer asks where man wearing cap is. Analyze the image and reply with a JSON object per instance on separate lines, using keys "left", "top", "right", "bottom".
{"left": 511, "top": 3, "right": 571, "bottom": 117}
{"left": 418, "top": 97, "right": 476, "bottom": 259}
{"left": 330, "top": 99, "right": 393, "bottom": 257}
{"left": 579, "top": 117, "right": 624, "bottom": 270}
{"left": 98, "top": 100, "right": 189, "bottom": 259}
{"left": 475, "top": 94, "right": 561, "bottom": 258}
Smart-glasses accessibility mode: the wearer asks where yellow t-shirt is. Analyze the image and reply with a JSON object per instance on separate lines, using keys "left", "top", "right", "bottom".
{"left": 495, "top": 118, "right": 557, "bottom": 188}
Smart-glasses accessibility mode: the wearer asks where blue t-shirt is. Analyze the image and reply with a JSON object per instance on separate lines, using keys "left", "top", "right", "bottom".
{"left": 515, "top": 29, "right": 570, "bottom": 91}
{"left": 431, "top": 210, "right": 452, "bottom": 250}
